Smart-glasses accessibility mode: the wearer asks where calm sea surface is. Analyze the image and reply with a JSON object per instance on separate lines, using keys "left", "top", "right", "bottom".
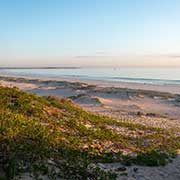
{"left": 1, "top": 68, "right": 180, "bottom": 85}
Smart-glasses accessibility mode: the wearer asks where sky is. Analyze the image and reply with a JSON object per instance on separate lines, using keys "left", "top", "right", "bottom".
{"left": 1, "top": 0, "right": 180, "bottom": 67}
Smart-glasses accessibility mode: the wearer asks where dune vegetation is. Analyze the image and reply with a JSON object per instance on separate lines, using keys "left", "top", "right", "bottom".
{"left": 0, "top": 86, "right": 180, "bottom": 179}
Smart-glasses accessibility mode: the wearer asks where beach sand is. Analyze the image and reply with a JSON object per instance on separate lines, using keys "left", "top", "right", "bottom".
{"left": 0, "top": 73, "right": 180, "bottom": 128}
{"left": 1, "top": 73, "right": 180, "bottom": 94}
{"left": 1, "top": 73, "right": 180, "bottom": 179}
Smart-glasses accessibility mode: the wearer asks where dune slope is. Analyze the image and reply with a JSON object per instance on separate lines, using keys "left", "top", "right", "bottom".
{"left": 0, "top": 86, "right": 180, "bottom": 179}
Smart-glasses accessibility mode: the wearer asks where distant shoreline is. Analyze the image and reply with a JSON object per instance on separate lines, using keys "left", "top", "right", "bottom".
{"left": 0, "top": 67, "right": 82, "bottom": 69}
{"left": 0, "top": 72, "right": 180, "bottom": 94}
{"left": 1, "top": 67, "right": 180, "bottom": 87}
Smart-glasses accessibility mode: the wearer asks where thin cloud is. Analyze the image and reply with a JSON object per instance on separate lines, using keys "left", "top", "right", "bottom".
{"left": 142, "top": 54, "right": 180, "bottom": 58}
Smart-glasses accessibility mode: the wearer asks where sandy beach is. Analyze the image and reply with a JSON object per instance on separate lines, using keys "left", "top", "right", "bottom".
{"left": 1, "top": 74, "right": 180, "bottom": 179}
{"left": 0, "top": 73, "right": 180, "bottom": 126}
{"left": 1, "top": 73, "right": 180, "bottom": 94}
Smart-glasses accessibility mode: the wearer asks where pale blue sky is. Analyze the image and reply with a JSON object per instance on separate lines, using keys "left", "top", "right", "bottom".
{"left": 1, "top": 0, "right": 180, "bottom": 67}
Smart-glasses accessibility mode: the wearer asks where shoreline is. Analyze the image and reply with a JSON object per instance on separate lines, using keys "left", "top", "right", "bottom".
{"left": 0, "top": 72, "right": 180, "bottom": 129}
{"left": 0, "top": 73, "right": 180, "bottom": 94}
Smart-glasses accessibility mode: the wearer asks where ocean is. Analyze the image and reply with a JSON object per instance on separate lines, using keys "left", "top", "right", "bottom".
{"left": 1, "top": 67, "right": 180, "bottom": 85}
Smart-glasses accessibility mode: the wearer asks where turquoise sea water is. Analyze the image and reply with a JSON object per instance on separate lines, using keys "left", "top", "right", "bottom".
{"left": 1, "top": 68, "right": 180, "bottom": 85}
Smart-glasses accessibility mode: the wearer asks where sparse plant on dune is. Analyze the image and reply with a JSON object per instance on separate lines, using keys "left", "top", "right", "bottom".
{"left": 0, "top": 86, "right": 179, "bottom": 179}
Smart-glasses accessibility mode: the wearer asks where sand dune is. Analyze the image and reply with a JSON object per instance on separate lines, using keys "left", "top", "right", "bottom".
{"left": 1, "top": 74, "right": 180, "bottom": 179}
